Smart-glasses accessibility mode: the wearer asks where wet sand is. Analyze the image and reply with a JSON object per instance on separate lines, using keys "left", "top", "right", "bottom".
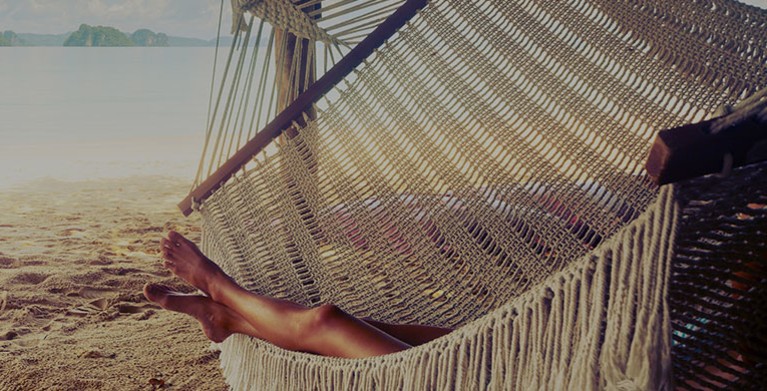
{"left": 0, "top": 176, "right": 228, "bottom": 390}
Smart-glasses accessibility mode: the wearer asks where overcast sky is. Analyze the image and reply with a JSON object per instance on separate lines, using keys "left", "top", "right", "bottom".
{"left": 0, "top": 0, "right": 232, "bottom": 39}
{"left": 1, "top": 0, "right": 765, "bottom": 39}
{"left": 741, "top": 0, "right": 767, "bottom": 7}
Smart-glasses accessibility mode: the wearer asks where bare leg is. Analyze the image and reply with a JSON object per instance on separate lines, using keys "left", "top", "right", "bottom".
{"left": 143, "top": 283, "right": 259, "bottom": 343}
{"left": 160, "top": 231, "right": 413, "bottom": 358}
{"left": 362, "top": 319, "right": 453, "bottom": 346}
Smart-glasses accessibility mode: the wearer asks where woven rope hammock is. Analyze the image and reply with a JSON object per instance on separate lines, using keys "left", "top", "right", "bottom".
{"left": 180, "top": 0, "right": 767, "bottom": 389}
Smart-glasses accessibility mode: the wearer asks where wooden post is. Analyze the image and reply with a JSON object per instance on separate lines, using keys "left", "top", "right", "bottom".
{"left": 275, "top": 1, "right": 321, "bottom": 305}
{"left": 274, "top": 0, "right": 319, "bottom": 130}
{"left": 273, "top": 1, "right": 320, "bottom": 196}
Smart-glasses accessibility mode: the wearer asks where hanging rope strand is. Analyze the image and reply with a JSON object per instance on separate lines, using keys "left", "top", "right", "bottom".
{"left": 217, "top": 17, "right": 255, "bottom": 171}
{"left": 232, "top": 16, "right": 263, "bottom": 153}
{"left": 203, "top": 19, "right": 244, "bottom": 179}
{"left": 243, "top": 20, "right": 269, "bottom": 145}
{"left": 321, "top": 2, "right": 402, "bottom": 33}
{"left": 253, "top": 28, "right": 278, "bottom": 143}
{"left": 194, "top": 0, "right": 228, "bottom": 188}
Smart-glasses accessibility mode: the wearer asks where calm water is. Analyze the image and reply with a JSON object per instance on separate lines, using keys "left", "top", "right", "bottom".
{"left": 0, "top": 47, "right": 227, "bottom": 187}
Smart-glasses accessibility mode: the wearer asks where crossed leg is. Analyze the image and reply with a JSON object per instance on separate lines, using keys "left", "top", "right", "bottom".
{"left": 143, "top": 284, "right": 257, "bottom": 343}
{"left": 145, "top": 231, "right": 452, "bottom": 358}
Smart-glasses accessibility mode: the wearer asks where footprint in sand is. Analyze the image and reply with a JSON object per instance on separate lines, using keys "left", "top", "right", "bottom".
{"left": 4, "top": 306, "right": 54, "bottom": 340}
{"left": 0, "top": 257, "right": 17, "bottom": 268}
{"left": 10, "top": 272, "right": 50, "bottom": 285}
{"left": 67, "top": 291, "right": 158, "bottom": 319}
{"left": 116, "top": 303, "right": 158, "bottom": 315}
{"left": 88, "top": 258, "right": 114, "bottom": 266}
{"left": 9, "top": 335, "right": 46, "bottom": 348}
{"left": 0, "top": 328, "right": 46, "bottom": 348}
{"left": 79, "top": 350, "right": 116, "bottom": 359}
{"left": 14, "top": 339, "right": 40, "bottom": 348}
{"left": 67, "top": 298, "right": 110, "bottom": 316}
{"left": 77, "top": 287, "right": 116, "bottom": 299}
{"left": 136, "top": 309, "right": 156, "bottom": 320}
{"left": 1, "top": 330, "right": 19, "bottom": 341}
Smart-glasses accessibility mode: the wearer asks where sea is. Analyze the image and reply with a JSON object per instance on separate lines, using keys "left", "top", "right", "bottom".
{"left": 0, "top": 47, "right": 230, "bottom": 189}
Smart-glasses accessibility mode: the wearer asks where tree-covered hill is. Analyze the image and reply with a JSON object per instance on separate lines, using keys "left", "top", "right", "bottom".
{"left": 130, "top": 29, "right": 169, "bottom": 47}
{"left": 0, "top": 31, "right": 70, "bottom": 46}
{"left": 64, "top": 24, "right": 134, "bottom": 47}
{"left": 1, "top": 30, "right": 24, "bottom": 46}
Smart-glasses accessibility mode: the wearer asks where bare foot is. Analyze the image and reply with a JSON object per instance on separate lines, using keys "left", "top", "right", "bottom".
{"left": 160, "top": 231, "right": 231, "bottom": 298}
{"left": 143, "top": 283, "right": 256, "bottom": 343}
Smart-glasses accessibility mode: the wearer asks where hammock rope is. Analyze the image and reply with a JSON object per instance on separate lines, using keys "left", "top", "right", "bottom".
{"left": 187, "top": 0, "right": 424, "bottom": 205}
{"left": 183, "top": 0, "right": 767, "bottom": 388}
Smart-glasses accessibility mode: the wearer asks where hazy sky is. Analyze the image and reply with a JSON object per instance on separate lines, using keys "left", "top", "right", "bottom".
{"left": 741, "top": 0, "right": 767, "bottom": 7}
{"left": 0, "top": 0, "right": 765, "bottom": 39}
{"left": 0, "top": 0, "right": 232, "bottom": 39}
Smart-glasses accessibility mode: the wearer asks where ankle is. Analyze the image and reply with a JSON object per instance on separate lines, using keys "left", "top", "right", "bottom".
{"left": 206, "top": 270, "right": 238, "bottom": 302}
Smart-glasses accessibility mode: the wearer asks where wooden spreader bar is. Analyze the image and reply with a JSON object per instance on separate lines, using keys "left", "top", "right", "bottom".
{"left": 179, "top": 0, "right": 428, "bottom": 216}
{"left": 646, "top": 109, "right": 767, "bottom": 185}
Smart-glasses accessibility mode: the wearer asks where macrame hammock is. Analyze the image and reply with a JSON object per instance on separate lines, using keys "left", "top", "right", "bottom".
{"left": 179, "top": 0, "right": 767, "bottom": 389}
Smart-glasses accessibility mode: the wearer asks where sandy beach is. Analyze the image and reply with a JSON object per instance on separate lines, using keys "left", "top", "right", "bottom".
{"left": 0, "top": 176, "right": 228, "bottom": 390}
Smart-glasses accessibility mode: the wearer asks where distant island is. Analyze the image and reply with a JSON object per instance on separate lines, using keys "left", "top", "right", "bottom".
{"left": 1, "top": 30, "right": 24, "bottom": 46}
{"left": 0, "top": 24, "right": 231, "bottom": 47}
{"left": 64, "top": 24, "right": 136, "bottom": 46}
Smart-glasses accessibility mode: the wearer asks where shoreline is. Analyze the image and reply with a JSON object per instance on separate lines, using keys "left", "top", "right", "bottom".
{"left": 0, "top": 137, "right": 201, "bottom": 192}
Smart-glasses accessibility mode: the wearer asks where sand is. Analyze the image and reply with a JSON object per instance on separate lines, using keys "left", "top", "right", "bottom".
{"left": 0, "top": 176, "right": 228, "bottom": 390}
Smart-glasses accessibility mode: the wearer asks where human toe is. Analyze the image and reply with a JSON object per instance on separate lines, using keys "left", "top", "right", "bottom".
{"left": 163, "top": 259, "right": 176, "bottom": 270}
{"left": 160, "top": 237, "right": 175, "bottom": 250}
{"left": 168, "top": 230, "right": 187, "bottom": 245}
{"left": 143, "top": 283, "right": 169, "bottom": 302}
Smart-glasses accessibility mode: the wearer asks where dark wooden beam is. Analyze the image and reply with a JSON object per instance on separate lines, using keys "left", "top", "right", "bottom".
{"left": 646, "top": 112, "right": 767, "bottom": 185}
{"left": 179, "top": 0, "right": 428, "bottom": 216}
